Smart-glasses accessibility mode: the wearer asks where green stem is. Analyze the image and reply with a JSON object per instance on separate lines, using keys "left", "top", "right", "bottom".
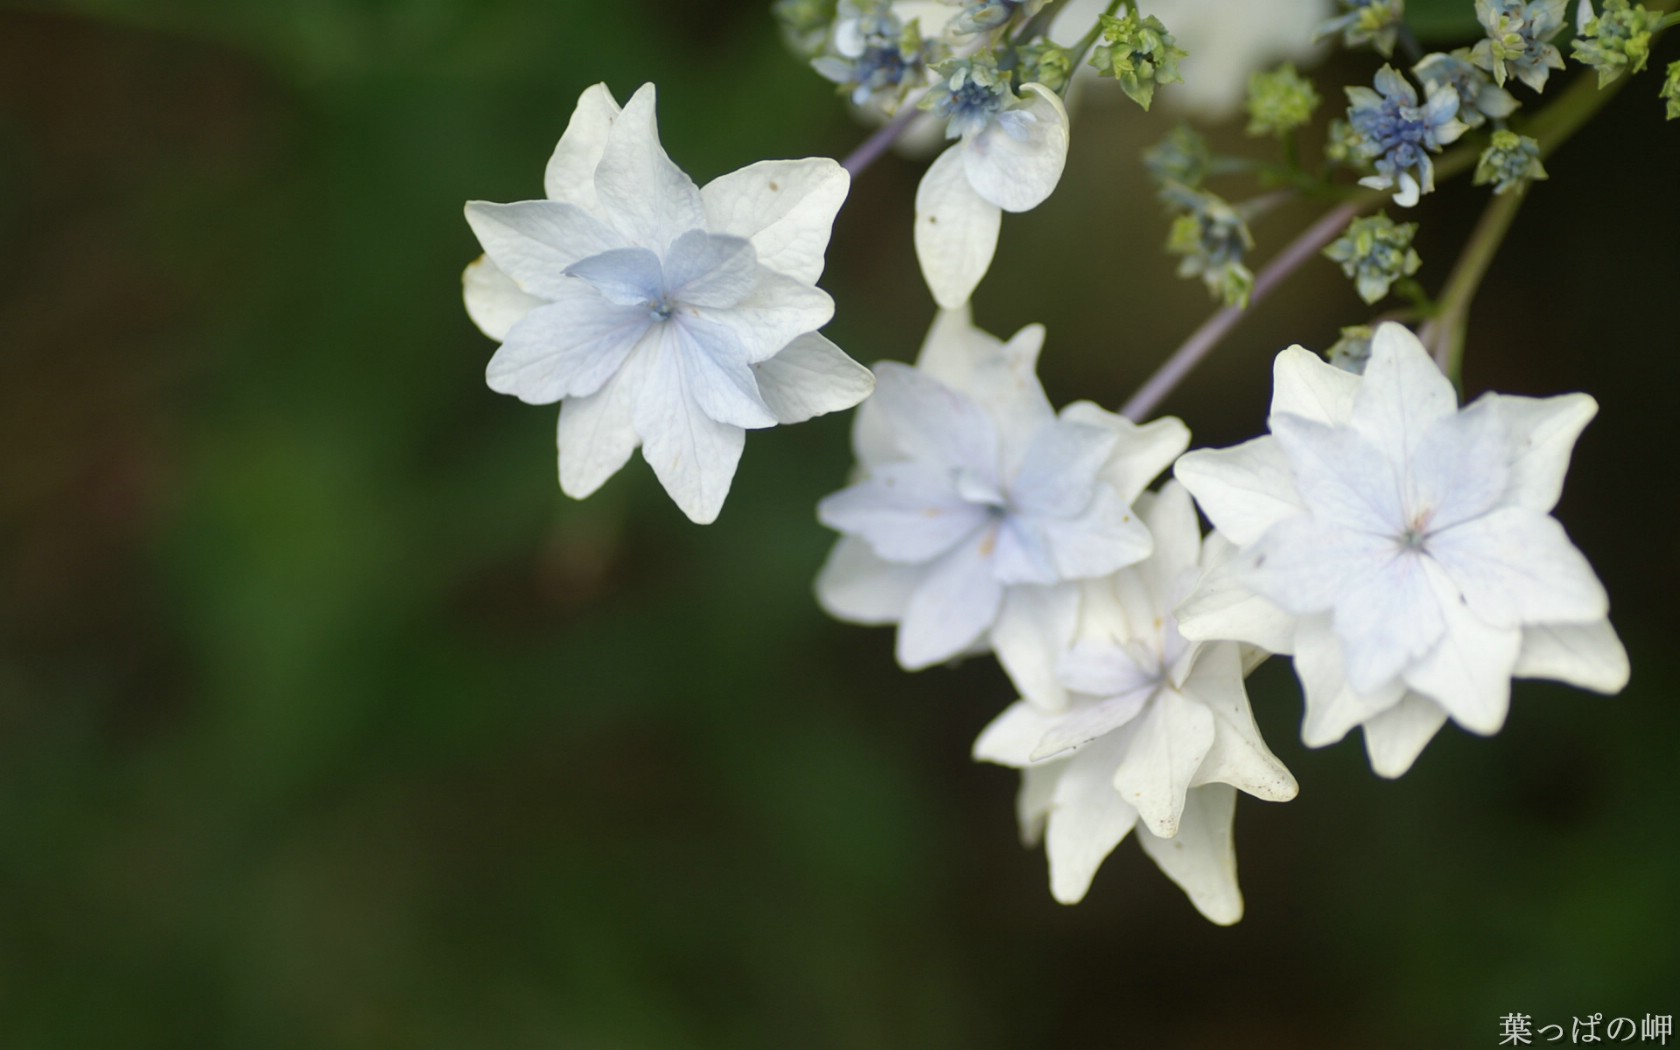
{"left": 1420, "top": 187, "right": 1527, "bottom": 381}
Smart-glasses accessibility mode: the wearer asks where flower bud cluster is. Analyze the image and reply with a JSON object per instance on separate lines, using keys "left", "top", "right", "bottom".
{"left": 1246, "top": 63, "right": 1322, "bottom": 138}
{"left": 812, "top": 0, "right": 937, "bottom": 111}
{"left": 1474, "top": 129, "right": 1548, "bottom": 193}
{"left": 1345, "top": 65, "right": 1467, "bottom": 207}
{"left": 1324, "top": 213, "right": 1422, "bottom": 304}
{"left": 1571, "top": 0, "right": 1661, "bottom": 88}
{"left": 1090, "top": 10, "right": 1187, "bottom": 110}
{"left": 1163, "top": 185, "right": 1255, "bottom": 308}
{"left": 1471, "top": 0, "right": 1568, "bottom": 92}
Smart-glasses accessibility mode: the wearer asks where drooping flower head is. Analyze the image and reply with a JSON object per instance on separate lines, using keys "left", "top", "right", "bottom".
{"left": 974, "top": 482, "right": 1297, "bottom": 921}
{"left": 462, "top": 84, "right": 873, "bottom": 523}
{"left": 1174, "top": 324, "right": 1627, "bottom": 777}
{"left": 816, "top": 308, "right": 1188, "bottom": 708}
{"left": 1345, "top": 65, "right": 1467, "bottom": 207}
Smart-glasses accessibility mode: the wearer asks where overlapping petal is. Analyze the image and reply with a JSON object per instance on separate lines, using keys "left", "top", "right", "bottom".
{"left": 913, "top": 146, "right": 1003, "bottom": 310}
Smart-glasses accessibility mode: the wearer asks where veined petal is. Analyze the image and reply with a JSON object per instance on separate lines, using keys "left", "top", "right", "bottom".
{"left": 544, "top": 82, "right": 621, "bottom": 209}
{"left": 591, "top": 84, "right": 706, "bottom": 252}
{"left": 1136, "top": 783, "right": 1243, "bottom": 926}
{"left": 1009, "top": 420, "right": 1118, "bottom": 518}
{"left": 752, "top": 332, "right": 873, "bottom": 425}
{"left": 564, "top": 246, "right": 664, "bottom": 306}
{"left": 1114, "top": 687, "right": 1216, "bottom": 838}
{"left": 1270, "top": 344, "right": 1361, "bottom": 424}
{"left": 974, "top": 701, "right": 1062, "bottom": 767}
{"left": 991, "top": 582, "right": 1081, "bottom": 712}
{"left": 1490, "top": 392, "right": 1597, "bottom": 513}
{"left": 672, "top": 320, "right": 778, "bottom": 430}
{"left": 817, "top": 461, "right": 991, "bottom": 563}
{"left": 993, "top": 515, "right": 1060, "bottom": 586}
{"left": 1035, "top": 486, "right": 1154, "bottom": 581}
{"left": 1427, "top": 507, "right": 1609, "bottom": 629}
{"left": 631, "top": 334, "right": 746, "bottom": 524}
{"left": 1399, "top": 559, "right": 1521, "bottom": 735}
{"left": 700, "top": 157, "right": 849, "bottom": 285}
{"left": 960, "top": 83, "right": 1070, "bottom": 213}
{"left": 1332, "top": 547, "right": 1447, "bottom": 695}
{"left": 1271, "top": 414, "right": 1404, "bottom": 538}
{"left": 869, "top": 362, "right": 1000, "bottom": 475}
{"left": 1030, "top": 690, "right": 1152, "bottom": 761}
{"left": 1513, "top": 620, "right": 1629, "bottom": 694}
{"left": 464, "top": 200, "right": 623, "bottom": 299}
{"left": 1174, "top": 437, "right": 1305, "bottom": 547}
{"left": 487, "top": 283, "right": 653, "bottom": 404}
{"left": 1409, "top": 396, "right": 1511, "bottom": 531}
{"left": 914, "top": 146, "right": 1003, "bottom": 309}
{"left": 1185, "top": 643, "right": 1298, "bottom": 802}
{"left": 1044, "top": 735, "right": 1139, "bottom": 904}
{"left": 698, "top": 267, "right": 834, "bottom": 364}
{"left": 1349, "top": 323, "right": 1458, "bottom": 464}
{"left": 663, "top": 230, "right": 757, "bottom": 309}
{"left": 1295, "top": 614, "right": 1408, "bottom": 747}
{"left": 556, "top": 336, "right": 649, "bottom": 499}
{"left": 462, "top": 255, "right": 545, "bottom": 342}
{"left": 1174, "top": 553, "right": 1297, "bottom": 654}
{"left": 896, "top": 530, "right": 1006, "bottom": 669}
{"left": 1361, "top": 693, "right": 1449, "bottom": 778}
{"left": 1057, "top": 638, "right": 1161, "bottom": 700}
{"left": 1062, "top": 404, "right": 1191, "bottom": 505}
{"left": 1239, "top": 514, "right": 1390, "bottom": 619}
{"left": 915, "top": 312, "right": 1054, "bottom": 458}
{"left": 814, "top": 535, "right": 920, "bottom": 625}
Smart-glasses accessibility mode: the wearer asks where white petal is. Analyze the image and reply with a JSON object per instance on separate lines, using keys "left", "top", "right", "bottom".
{"left": 1016, "top": 764, "right": 1058, "bottom": 847}
{"left": 700, "top": 158, "right": 849, "bottom": 285}
{"left": 487, "top": 283, "right": 653, "bottom": 404}
{"left": 1136, "top": 784, "right": 1244, "bottom": 926}
{"left": 922, "top": 316, "right": 1056, "bottom": 472}
{"left": 1184, "top": 643, "right": 1298, "bottom": 802}
{"left": 1034, "top": 486, "right": 1155, "bottom": 581}
{"left": 1401, "top": 559, "right": 1522, "bottom": 735}
{"left": 1137, "top": 481, "right": 1203, "bottom": 595}
{"left": 1269, "top": 344, "right": 1361, "bottom": 424}
{"left": 752, "top": 332, "right": 874, "bottom": 425}
{"left": 817, "top": 461, "right": 991, "bottom": 563}
{"left": 464, "top": 200, "right": 623, "bottom": 299}
{"left": 990, "top": 583, "right": 1081, "bottom": 711}
{"left": 544, "top": 82, "right": 621, "bottom": 208}
{"left": 462, "top": 255, "right": 544, "bottom": 342}
{"left": 556, "top": 337, "right": 648, "bottom": 499}
{"left": 896, "top": 531, "right": 1006, "bottom": 669}
{"left": 1044, "top": 736, "right": 1139, "bottom": 904}
{"left": 1408, "top": 395, "right": 1511, "bottom": 531}
{"left": 1113, "top": 687, "right": 1216, "bottom": 838}
{"left": 1513, "top": 620, "right": 1629, "bottom": 694}
{"left": 671, "top": 320, "right": 779, "bottom": 430}
{"left": 868, "top": 362, "right": 999, "bottom": 474}
{"left": 1174, "top": 555, "right": 1297, "bottom": 654}
{"left": 992, "top": 516, "right": 1060, "bottom": 586}
{"left": 563, "top": 246, "right": 664, "bottom": 305}
{"left": 1009, "top": 420, "right": 1118, "bottom": 518}
{"left": 1349, "top": 323, "right": 1457, "bottom": 464}
{"left": 591, "top": 84, "right": 706, "bottom": 252}
{"left": 1361, "top": 693, "right": 1449, "bottom": 778}
{"left": 663, "top": 231, "right": 757, "bottom": 308}
{"left": 960, "top": 83, "right": 1070, "bottom": 213}
{"left": 1057, "top": 639, "right": 1160, "bottom": 700}
{"left": 1270, "top": 414, "right": 1403, "bottom": 538}
{"left": 696, "top": 268, "right": 834, "bottom": 364}
{"left": 914, "top": 146, "right": 1003, "bottom": 309}
{"left": 974, "top": 700, "right": 1062, "bottom": 767}
{"left": 1173, "top": 437, "right": 1305, "bottom": 547}
{"left": 1490, "top": 392, "right": 1597, "bottom": 513}
{"left": 1062, "top": 404, "right": 1191, "bottom": 505}
{"left": 1331, "top": 547, "right": 1447, "bottom": 695}
{"left": 1239, "top": 514, "right": 1390, "bottom": 619}
{"left": 1294, "top": 615, "right": 1408, "bottom": 747}
{"left": 1428, "top": 508, "right": 1609, "bottom": 629}
{"left": 631, "top": 335, "right": 745, "bottom": 524}
{"left": 1030, "top": 691, "right": 1152, "bottom": 761}
{"left": 814, "top": 535, "right": 921, "bottom": 625}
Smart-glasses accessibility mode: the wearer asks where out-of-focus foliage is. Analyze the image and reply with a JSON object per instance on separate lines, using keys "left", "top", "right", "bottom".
{"left": 1, "top": 2, "right": 1677, "bottom": 1048}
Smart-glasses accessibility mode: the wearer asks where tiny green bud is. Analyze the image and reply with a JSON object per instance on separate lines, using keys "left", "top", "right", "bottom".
{"left": 1016, "top": 40, "right": 1074, "bottom": 94}
{"left": 1143, "top": 124, "right": 1212, "bottom": 192}
{"left": 1246, "top": 63, "right": 1322, "bottom": 138}
{"left": 1323, "top": 213, "right": 1421, "bottom": 305}
{"left": 1663, "top": 61, "right": 1680, "bottom": 120}
{"left": 1326, "top": 325, "right": 1377, "bottom": 373}
{"left": 1571, "top": 0, "right": 1661, "bottom": 87}
{"left": 1323, "top": 117, "right": 1370, "bottom": 169}
{"left": 1164, "top": 187, "right": 1255, "bottom": 308}
{"left": 1090, "top": 11, "right": 1187, "bottom": 110}
{"left": 1473, "top": 130, "right": 1547, "bottom": 194}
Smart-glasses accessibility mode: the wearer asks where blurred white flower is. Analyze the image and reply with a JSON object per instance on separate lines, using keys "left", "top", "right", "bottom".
{"left": 1174, "top": 324, "right": 1627, "bottom": 777}
{"left": 816, "top": 308, "right": 1187, "bottom": 708}
{"left": 974, "top": 482, "right": 1297, "bottom": 922}
{"left": 463, "top": 83, "right": 873, "bottom": 524}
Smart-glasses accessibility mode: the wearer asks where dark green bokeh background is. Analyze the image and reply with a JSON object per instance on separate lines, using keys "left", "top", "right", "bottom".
{"left": 1, "top": 2, "right": 1676, "bottom": 1046}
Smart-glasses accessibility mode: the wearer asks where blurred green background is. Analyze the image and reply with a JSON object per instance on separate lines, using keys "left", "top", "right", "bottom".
{"left": 1, "top": 1, "right": 1677, "bottom": 1047}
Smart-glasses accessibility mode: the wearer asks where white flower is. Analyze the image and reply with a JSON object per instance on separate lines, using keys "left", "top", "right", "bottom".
{"left": 815, "top": 307, "right": 1188, "bottom": 708}
{"left": 1050, "top": 0, "right": 1333, "bottom": 118}
{"left": 973, "top": 482, "right": 1297, "bottom": 922}
{"left": 463, "top": 83, "right": 874, "bottom": 524}
{"left": 913, "top": 82, "right": 1069, "bottom": 309}
{"left": 1174, "top": 323, "right": 1628, "bottom": 777}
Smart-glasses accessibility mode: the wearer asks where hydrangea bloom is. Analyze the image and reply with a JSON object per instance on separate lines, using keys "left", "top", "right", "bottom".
{"left": 463, "top": 83, "right": 874, "bottom": 523}
{"left": 1174, "top": 324, "right": 1628, "bottom": 777}
{"left": 816, "top": 308, "right": 1189, "bottom": 708}
{"left": 913, "top": 76, "right": 1069, "bottom": 308}
{"left": 1413, "top": 48, "right": 1520, "bottom": 130}
{"left": 974, "top": 482, "right": 1297, "bottom": 921}
{"left": 1471, "top": 0, "right": 1568, "bottom": 92}
{"left": 1345, "top": 65, "right": 1467, "bottom": 207}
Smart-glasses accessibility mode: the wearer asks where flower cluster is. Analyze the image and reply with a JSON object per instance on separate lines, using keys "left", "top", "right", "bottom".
{"left": 1090, "top": 10, "right": 1187, "bottom": 110}
{"left": 1471, "top": 0, "right": 1568, "bottom": 92}
{"left": 1164, "top": 186, "right": 1256, "bottom": 308}
{"left": 1345, "top": 65, "right": 1467, "bottom": 207}
{"left": 813, "top": 0, "right": 938, "bottom": 112}
{"left": 1324, "top": 212, "right": 1422, "bottom": 304}
{"left": 1246, "top": 63, "right": 1322, "bottom": 138}
{"left": 1413, "top": 48, "right": 1519, "bottom": 129}
{"left": 1317, "top": 0, "right": 1407, "bottom": 56}
{"left": 1571, "top": 0, "right": 1662, "bottom": 87}
{"left": 1474, "top": 129, "right": 1548, "bottom": 193}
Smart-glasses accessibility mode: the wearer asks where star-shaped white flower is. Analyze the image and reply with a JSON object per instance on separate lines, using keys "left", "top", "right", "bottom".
{"left": 815, "top": 307, "right": 1189, "bottom": 708}
{"left": 913, "top": 82, "right": 1069, "bottom": 309}
{"left": 1174, "top": 323, "right": 1627, "bottom": 777}
{"left": 463, "top": 83, "right": 875, "bottom": 523}
{"left": 973, "top": 482, "right": 1297, "bottom": 922}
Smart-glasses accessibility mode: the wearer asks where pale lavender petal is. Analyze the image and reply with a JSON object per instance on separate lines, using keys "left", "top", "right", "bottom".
{"left": 1408, "top": 396, "right": 1510, "bottom": 531}
{"left": 564, "top": 246, "right": 664, "bottom": 306}
{"left": 544, "top": 82, "right": 620, "bottom": 208}
{"left": 697, "top": 267, "right": 834, "bottom": 364}
{"left": 1271, "top": 414, "right": 1403, "bottom": 537}
{"left": 1036, "top": 486, "right": 1154, "bottom": 581}
{"left": 462, "top": 255, "right": 544, "bottom": 342}
{"left": 631, "top": 335, "right": 745, "bottom": 524}
{"left": 464, "top": 200, "right": 623, "bottom": 299}
{"left": 1062, "top": 404, "right": 1191, "bottom": 505}
{"left": 700, "top": 157, "right": 849, "bottom": 285}
{"left": 814, "top": 535, "right": 921, "bottom": 625}
{"left": 1174, "top": 555, "right": 1296, "bottom": 655}
{"left": 1332, "top": 548, "right": 1447, "bottom": 695}
{"left": 1294, "top": 614, "right": 1408, "bottom": 747}
{"left": 990, "top": 583, "right": 1081, "bottom": 712}
{"left": 1349, "top": 323, "right": 1458, "bottom": 464}
{"left": 817, "top": 461, "right": 991, "bottom": 563}
{"left": 556, "top": 337, "right": 649, "bottom": 499}
{"left": 1057, "top": 638, "right": 1159, "bottom": 699}
{"left": 1401, "top": 559, "right": 1522, "bottom": 734}
{"left": 896, "top": 530, "right": 1006, "bottom": 669}
{"left": 1009, "top": 420, "right": 1118, "bottom": 518}
{"left": 752, "top": 333, "right": 874, "bottom": 425}
{"left": 869, "top": 362, "right": 1000, "bottom": 475}
{"left": 1239, "top": 514, "right": 1391, "bottom": 618}
{"left": 992, "top": 516, "right": 1060, "bottom": 586}
{"left": 671, "top": 318, "right": 777, "bottom": 429}
{"left": 1428, "top": 507, "right": 1609, "bottom": 629}
{"left": 487, "top": 282, "right": 652, "bottom": 403}
{"left": 591, "top": 84, "right": 706, "bottom": 251}
{"left": 663, "top": 230, "right": 757, "bottom": 309}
